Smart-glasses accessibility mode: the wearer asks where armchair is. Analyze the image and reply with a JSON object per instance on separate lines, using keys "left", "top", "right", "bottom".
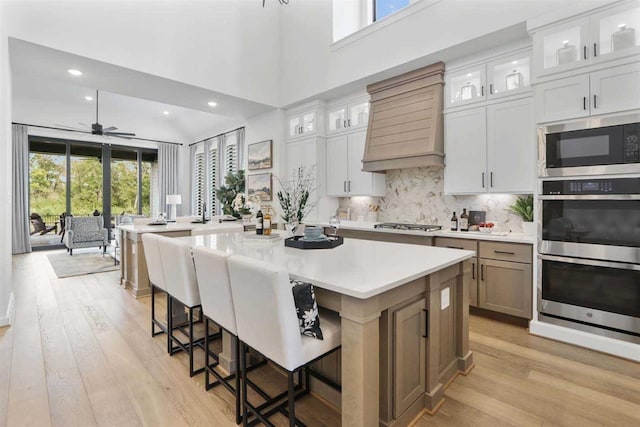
{"left": 64, "top": 216, "right": 108, "bottom": 256}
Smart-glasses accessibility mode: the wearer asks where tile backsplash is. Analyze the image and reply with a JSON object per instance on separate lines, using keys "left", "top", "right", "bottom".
{"left": 338, "top": 167, "right": 529, "bottom": 232}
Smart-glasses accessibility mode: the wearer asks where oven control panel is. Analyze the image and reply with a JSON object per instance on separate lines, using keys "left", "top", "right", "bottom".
{"left": 543, "top": 178, "right": 640, "bottom": 195}
{"left": 624, "top": 124, "right": 640, "bottom": 163}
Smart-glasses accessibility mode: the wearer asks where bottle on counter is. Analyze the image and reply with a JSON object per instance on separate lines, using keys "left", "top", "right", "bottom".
{"left": 256, "top": 210, "right": 264, "bottom": 235}
{"left": 450, "top": 212, "right": 458, "bottom": 231}
{"left": 460, "top": 209, "right": 469, "bottom": 232}
{"left": 263, "top": 211, "right": 272, "bottom": 236}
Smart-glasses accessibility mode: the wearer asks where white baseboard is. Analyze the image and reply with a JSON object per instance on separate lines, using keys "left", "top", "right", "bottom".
{"left": 529, "top": 320, "right": 640, "bottom": 362}
{"left": 0, "top": 292, "right": 15, "bottom": 328}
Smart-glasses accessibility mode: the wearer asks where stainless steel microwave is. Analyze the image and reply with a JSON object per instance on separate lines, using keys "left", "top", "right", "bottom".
{"left": 539, "top": 115, "right": 640, "bottom": 177}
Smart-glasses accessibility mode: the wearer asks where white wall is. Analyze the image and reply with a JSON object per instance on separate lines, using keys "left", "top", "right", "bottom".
{"left": 280, "top": 0, "right": 613, "bottom": 106}
{"left": 6, "top": 0, "right": 281, "bottom": 107}
{"left": 0, "top": 0, "right": 14, "bottom": 326}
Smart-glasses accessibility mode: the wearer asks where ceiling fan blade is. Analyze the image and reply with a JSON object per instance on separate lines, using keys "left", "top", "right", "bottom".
{"left": 78, "top": 122, "right": 89, "bottom": 127}
{"left": 108, "top": 134, "right": 133, "bottom": 140}
{"left": 106, "top": 131, "right": 136, "bottom": 137}
{"left": 102, "top": 126, "right": 118, "bottom": 132}
{"left": 55, "top": 124, "right": 86, "bottom": 131}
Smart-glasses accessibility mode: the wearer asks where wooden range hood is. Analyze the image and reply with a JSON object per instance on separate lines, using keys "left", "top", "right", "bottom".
{"left": 362, "top": 62, "right": 445, "bottom": 172}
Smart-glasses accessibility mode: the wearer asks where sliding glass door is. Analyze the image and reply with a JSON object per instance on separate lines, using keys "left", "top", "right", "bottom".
{"left": 29, "top": 136, "right": 158, "bottom": 249}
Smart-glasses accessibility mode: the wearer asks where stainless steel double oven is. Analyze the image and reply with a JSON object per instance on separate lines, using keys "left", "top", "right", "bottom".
{"left": 538, "top": 114, "right": 640, "bottom": 343}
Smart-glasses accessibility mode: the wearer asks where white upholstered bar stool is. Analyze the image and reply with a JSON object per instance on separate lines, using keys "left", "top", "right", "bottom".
{"left": 228, "top": 255, "right": 341, "bottom": 427}
{"left": 192, "top": 246, "right": 242, "bottom": 424}
{"left": 157, "top": 236, "right": 211, "bottom": 377}
{"left": 141, "top": 233, "right": 170, "bottom": 341}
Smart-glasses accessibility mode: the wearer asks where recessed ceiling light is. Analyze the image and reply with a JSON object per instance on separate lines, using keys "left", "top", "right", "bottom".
{"left": 85, "top": 96, "right": 93, "bottom": 101}
{"left": 208, "top": 101, "right": 218, "bottom": 107}
{"left": 512, "top": 60, "right": 518, "bottom": 65}
{"left": 163, "top": 111, "right": 170, "bottom": 115}
{"left": 466, "top": 73, "right": 472, "bottom": 77}
{"left": 67, "top": 69, "right": 83, "bottom": 76}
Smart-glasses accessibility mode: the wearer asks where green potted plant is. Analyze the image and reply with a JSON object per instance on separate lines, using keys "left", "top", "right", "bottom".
{"left": 276, "top": 166, "right": 318, "bottom": 235}
{"left": 216, "top": 170, "right": 251, "bottom": 219}
{"left": 509, "top": 195, "right": 535, "bottom": 235}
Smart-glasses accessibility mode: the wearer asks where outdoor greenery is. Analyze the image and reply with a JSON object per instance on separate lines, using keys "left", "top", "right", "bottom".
{"left": 29, "top": 153, "right": 152, "bottom": 220}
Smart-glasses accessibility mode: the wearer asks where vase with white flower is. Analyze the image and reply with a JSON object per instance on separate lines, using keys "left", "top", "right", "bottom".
{"left": 216, "top": 170, "right": 251, "bottom": 219}
{"left": 276, "top": 165, "right": 318, "bottom": 236}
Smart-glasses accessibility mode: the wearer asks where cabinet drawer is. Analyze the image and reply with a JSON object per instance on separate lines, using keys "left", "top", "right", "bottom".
{"left": 434, "top": 237, "right": 477, "bottom": 252}
{"left": 479, "top": 241, "right": 532, "bottom": 263}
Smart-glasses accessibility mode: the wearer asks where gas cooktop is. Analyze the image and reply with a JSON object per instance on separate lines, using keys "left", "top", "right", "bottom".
{"left": 374, "top": 223, "right": 442, "bottom": 232}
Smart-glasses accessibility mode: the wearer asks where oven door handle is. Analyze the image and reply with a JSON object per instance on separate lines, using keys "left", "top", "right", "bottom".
{"left": 538, "top": 194, "right": 640, "bottom": 200}
{"left": 538, "top": 254, "right": 640, "bottom": 271}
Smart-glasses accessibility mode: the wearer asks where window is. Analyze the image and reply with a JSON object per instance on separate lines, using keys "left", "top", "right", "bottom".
{"left": 191, "top": 128, "right": 244, "bottom": 216}
{"left": 374, "top": 0, "right": 410, "bottom": 21}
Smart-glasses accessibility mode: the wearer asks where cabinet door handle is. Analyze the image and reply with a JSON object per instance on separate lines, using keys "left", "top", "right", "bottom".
{"left": 489, "top": 84, "right": 493, "bottom": 94}
{"left": 422, "top": 309, "right": 429, "bottom": 338}
{"left": 593, "top": 43, "right": 597, "bottom": 57}
{"left": 494, "top": 250, "right": 515, "bottom": 255}
{"left": 583, "top": 45, "right": 587, "bottom": 60}
{"left": 348, "top": 181, "right": 351, "bottom": 192}
{"left": 347, "top": 119, "right": 351, "bottom": 127}
{"left": 343, "top": 120, "right": 346, "bottom": 128}
{"left": 480, "top": 264, "right": 485, "bottom": 281}
{"left": 446, "top": 246, "right": 464, "bottom": 250}
{"left": 490, "top": 172, "right": 494, "bottom": 188}
{"left": 481, "top": 86, "right": 484, "bottom": 96}
{"left": 343, "top": 181, "right": 346, "bottom": 193}
{"left": 583, "top": 97, "right": 587, "bottom": 110}
{"left": 482, "top": 172, "right": 485, "bottom": 188}
{"left": 472, "top": 261, "right": 476, "bottom": 280}
{"left": 593, "top": 94, "right": 597, "bottom": 109}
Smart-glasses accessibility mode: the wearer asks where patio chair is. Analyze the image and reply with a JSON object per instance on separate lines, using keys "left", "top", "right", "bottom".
{"left": 63, "top": 216, "right": 108, "bottom": 256}
{"left": 29, "top": 213, "right": 58, "bottom": 236}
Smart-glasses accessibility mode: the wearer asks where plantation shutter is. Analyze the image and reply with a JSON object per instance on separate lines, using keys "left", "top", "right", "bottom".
{"left": 208, "top": 140, "right": 219, "bottom": 216}
{"left": 223, "top": 133, "right": 238, "bottom": 175}
{"left": 192, "top": 145, "right": 205, "bottom": 216}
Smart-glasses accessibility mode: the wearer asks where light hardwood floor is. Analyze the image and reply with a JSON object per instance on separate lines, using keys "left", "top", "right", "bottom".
{"left": 1, "top": 250, "right": 639, "bottom": 427}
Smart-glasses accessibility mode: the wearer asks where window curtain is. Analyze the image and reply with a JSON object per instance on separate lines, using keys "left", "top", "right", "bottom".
{"left": 12, "top": 124, "right": 31, "bottom": 254}
{"left": 236, "top": 127, "right": 245, "bottom": 169}
{"left": 158, "top": 143, "right": 180, "bottom": 217}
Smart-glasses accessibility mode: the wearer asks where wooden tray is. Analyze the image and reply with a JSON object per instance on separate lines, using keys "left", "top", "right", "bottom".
{"left": 284, "top": 235, "right": 343, "bottom": 250}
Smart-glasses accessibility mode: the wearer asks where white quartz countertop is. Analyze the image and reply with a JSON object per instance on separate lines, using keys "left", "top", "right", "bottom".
{"left": 319, "top": 221, "right": 535, "bottom": 244}
{"left": 117, "top": 221, "right": 243, "bottom": 235}
{"left": 179, "top": 232, "right": 475, "bottom": 300}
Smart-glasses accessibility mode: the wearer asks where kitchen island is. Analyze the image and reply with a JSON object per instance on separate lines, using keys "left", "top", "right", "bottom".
{"left": 180, "top": 232, "right": 475, "bottom": 427}
{"left": 117, "top": 221, "right": 243, "bottom": 297}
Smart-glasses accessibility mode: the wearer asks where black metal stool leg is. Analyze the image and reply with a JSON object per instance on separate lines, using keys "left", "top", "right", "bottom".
{"left": 288, "top": 372, "right": 296, "bottom": 427}
{"left": 240, "top": 342, "right": 248, "bottom": 427}
{"left": 236, "top": 337, "right": 241, "bottom": 424}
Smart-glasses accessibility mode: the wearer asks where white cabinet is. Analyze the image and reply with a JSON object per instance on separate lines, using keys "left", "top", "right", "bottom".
{"left": 444, "top": 108, "right": 487, "bottom": 194}
{"left": 445, "top": 65, "right": 487, "bottom": 109}
{"left": 288, "top": 110, "right": 318, "bottom": 138}
{"left": 487, "top": 98, "right": 535, "bottom": 193}
{"left": 535, "top": 74, "right": 590, "bottom": 123}
{"left": 532, "top": 2, "right": 640, "bottom": 78}
{"left": 590, "top": 62, "right": 640, "bottom": 115}
{"left": 535, "top": 62, "right": 640, "bottom": 122}
{"left": 327, "top": 98, "right": 370, "bottom": 134}
{"left": 326, "top": 131, "right": 385, "bottom": 197}
{"left": 487, "top": 52, "right": 532, "bottom": 99}
{"left": 445, "top": 99, "right": 535, "bottom": 195}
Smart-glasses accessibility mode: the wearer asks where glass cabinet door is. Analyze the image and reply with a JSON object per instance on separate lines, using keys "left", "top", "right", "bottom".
{"left": 534, "top": 17, "right": 589, "bottom": 77}
{"left": 446, "top": 65, "right": 486, "bottom": 108}
{"left": 328, "top": 107, "right": 347, "bottom": 133}
{"left": 487, "top": 53, "right": 531, "bottom": 98}
{"left": 592, "top": 3, "right": 640, "bottom": 60}
{"left": 289, "top": 116, "right": 301, "bottom": 138}
{"left": 302, "top": 111, "right": 316, "bottom": 135}
{"left": 348, "top": 101, "right": 370, "bottom": 128}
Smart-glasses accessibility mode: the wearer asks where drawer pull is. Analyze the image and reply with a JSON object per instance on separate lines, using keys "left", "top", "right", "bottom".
{"left": 447, "top": 246, "right": 464, "bottom": 250}
{"left": 494, "top": 250, "right": 516, "bottom": 255}
{"left": 422, "top": 309, "right": 429, "bottom": 338}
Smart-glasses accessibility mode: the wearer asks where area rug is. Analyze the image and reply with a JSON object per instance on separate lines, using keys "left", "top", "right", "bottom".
{"left": 47, "top": 251, "right": 119, "bottom": 279}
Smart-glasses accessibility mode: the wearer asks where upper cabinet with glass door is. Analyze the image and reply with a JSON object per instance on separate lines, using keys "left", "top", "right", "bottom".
{"left": 487, "top": 52, "right": 531, "bottom": 99}
{"left": 533, "top": 17, "right": 590, "bottom": 77}
{"left": 327, "top": 96, "right": 370, "bottom": 134}
{"left": 591, "top": 1, "right": 640, "bottom": 62}
{"left": 445, "top": 65, "right": 486, "bottom": 109}
{"left": 287, "top": 104, "right": 324, "bottom": 140}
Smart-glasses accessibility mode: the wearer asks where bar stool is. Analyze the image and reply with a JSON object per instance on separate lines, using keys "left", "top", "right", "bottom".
{"left": 141, "top": 233, "right": 169, "bottom": 341}
{"left": 192, "top": 246, "right": 242, "bottom": 423}
{"left": 157, "top": 236, "right": 212, "bottom": 377}
{"left": 228, "top": 255, "right": 341, "bottom": 426}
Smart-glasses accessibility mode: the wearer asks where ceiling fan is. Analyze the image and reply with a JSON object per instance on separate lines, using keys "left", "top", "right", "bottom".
{"left": 57, "top": 90, "right": 136, "bottom": 139}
